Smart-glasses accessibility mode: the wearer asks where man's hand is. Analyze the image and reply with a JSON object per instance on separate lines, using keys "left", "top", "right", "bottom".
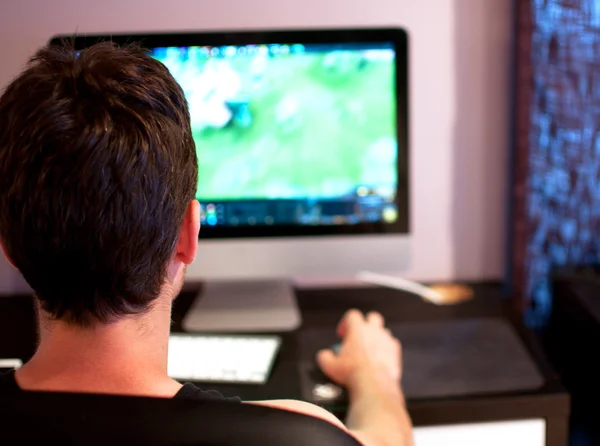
{"left": 254, "top": 309, "right": 413, "bottom": 446}
{"left": 316, "top": 309, "right": 402, "bottom": 392}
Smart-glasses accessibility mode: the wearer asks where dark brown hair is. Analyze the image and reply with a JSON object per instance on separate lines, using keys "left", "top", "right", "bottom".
{"left": 0, "top": 41, "right": 198, "bottom": 326}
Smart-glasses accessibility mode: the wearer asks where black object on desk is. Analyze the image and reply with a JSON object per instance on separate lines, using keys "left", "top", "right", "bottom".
{"left": 0, "top": 282, "right": 570, "bottom": 446}
{"left": 549, "top": 266, "right": 600, "bottom": 403}
{"left": 548, "top": 266, "right": 600, "bottom": 443}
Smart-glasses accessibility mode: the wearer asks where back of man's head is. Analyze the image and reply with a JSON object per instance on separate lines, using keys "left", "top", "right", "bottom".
{"left": 0, "top": 42, "right": 198, "bottom": 327}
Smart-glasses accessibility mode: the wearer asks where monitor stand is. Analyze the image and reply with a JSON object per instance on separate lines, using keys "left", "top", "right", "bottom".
{"left": 181, "top": 280, "right": 302, "bottom": 333}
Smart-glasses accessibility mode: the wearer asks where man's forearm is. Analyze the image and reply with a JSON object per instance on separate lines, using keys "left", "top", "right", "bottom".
{"left": 345, "top": 371, "right": 413, "bottom": 446}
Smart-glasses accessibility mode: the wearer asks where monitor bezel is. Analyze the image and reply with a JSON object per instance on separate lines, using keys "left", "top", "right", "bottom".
{"left": 50, "top": 27, "right": 409, "bottom": 239}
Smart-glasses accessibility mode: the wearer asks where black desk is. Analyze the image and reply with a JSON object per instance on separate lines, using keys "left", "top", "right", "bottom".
{"left": 0, "top": 283, "right": 569, "bottom": 446}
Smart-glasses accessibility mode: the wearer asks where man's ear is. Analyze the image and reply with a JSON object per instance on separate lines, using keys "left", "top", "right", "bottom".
{"left": 0, "top": 240, "right": 17, "bottom": 269}
{"left": 175, "top": 200, "right": 200, "bottom": 265}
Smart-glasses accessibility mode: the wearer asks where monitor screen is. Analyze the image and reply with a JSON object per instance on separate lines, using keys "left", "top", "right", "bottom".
{"left": 51, "top": 29, "right": 409, "bottom": 239}
{"left": 151, "top": 42, "right": 398, "bottom": 229}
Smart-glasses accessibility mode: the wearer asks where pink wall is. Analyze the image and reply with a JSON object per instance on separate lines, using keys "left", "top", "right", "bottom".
{"left": 0, "top": 0, "right": 513, "bottom": 293}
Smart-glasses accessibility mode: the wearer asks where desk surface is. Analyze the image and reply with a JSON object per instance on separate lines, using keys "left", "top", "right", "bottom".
{"left": 0, "top": 282, "right": 569, "bottom": 444}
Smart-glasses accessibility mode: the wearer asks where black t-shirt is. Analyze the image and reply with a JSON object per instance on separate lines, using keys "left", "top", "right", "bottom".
{"left": 0, "top": 369, "right": 241, "bottom": 403}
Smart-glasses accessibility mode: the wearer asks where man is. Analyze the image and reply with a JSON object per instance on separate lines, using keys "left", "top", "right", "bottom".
{"left": 0, "top": 42, "right": 412, "bottom": 446}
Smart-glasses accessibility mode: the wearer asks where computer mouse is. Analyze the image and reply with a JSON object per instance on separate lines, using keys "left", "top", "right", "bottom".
{"left": 310, "top": 342, "right": 341, "bottom": 383}
{"left": 308, "top": 367, "right": 345, "bottom": 403}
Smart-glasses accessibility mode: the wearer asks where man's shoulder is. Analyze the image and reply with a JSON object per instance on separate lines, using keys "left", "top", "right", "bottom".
{"left": 247, "top": 399, "right": 346, "bottom": 430}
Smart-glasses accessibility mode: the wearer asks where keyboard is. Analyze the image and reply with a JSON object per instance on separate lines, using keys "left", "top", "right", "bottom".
{"left": 167, "top": 334, "right": 281, "bottom": 384}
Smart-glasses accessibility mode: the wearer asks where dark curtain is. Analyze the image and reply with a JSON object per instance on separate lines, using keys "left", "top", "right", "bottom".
{"left": 511, "top": 0, "right": 600, "bottom": 325}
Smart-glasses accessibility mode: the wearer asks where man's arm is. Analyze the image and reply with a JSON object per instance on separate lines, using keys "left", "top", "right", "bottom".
{"left": 248, "top": 399, "right": 347, "bottom": 430}
{"left": 249, "top": 389, "right": 411, "bottom": 446}
{"left": 248, "top": 310, "right": 414, "bottom": 446}
{"left": 342, "top": 369, "right": 412, "bottom": 446}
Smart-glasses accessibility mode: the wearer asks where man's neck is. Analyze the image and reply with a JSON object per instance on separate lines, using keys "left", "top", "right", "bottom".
{"left": 15, "top": 298, "right": 182, "bottom": 398}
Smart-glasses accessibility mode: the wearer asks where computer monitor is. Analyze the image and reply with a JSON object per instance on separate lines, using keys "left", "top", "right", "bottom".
{"left": 51, "top": 28, "right": 410, "bottom": 332}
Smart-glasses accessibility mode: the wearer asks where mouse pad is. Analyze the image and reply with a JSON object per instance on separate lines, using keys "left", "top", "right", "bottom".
{"left": 299, "top": 318, "right": 545, "bottom": 404}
